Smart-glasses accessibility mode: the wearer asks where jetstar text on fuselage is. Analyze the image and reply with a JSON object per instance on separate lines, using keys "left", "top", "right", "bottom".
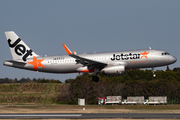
{"left": 110, "top": 51, "right": 150, "bottom": 61}
{"left": 111, "top": 53, "right": 141, "bottom": 61}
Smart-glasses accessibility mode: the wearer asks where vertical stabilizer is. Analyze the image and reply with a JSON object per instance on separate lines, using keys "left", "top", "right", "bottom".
{"left": 5, "top": 31, "right": 39, "bottom": 61}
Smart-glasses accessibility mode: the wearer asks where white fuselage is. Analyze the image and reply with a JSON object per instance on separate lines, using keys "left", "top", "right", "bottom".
{"left": 4, "top": 49, "right": 176, "bottom": 74}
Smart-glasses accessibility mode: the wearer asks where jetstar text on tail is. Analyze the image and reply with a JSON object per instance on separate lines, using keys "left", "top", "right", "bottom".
{"left": 110, "top": 51, "right": 149, "bottom": 61}
{"left": 8, "top": 38, "right": 33, "bottom": 61}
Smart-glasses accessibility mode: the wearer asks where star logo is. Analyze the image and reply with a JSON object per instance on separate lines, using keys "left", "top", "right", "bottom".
{"left": 140, "top": 51, "right": 149, "bottom": 59}
{"left": 28, "top": 56, "right": 45, "bottom": 71}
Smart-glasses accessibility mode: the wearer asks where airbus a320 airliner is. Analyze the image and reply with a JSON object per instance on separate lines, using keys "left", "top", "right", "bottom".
{"left": 4, "top": 31, "right": 177, "bottom": 82}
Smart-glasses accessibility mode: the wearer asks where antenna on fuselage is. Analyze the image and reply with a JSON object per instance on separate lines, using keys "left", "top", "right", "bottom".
{"left": 149, "top": 47, "right": 151, "bottom": 50}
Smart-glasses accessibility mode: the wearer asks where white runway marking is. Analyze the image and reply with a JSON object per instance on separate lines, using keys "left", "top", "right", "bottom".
{"left": 0, "top": 114, "right": 82, "bottom": 117}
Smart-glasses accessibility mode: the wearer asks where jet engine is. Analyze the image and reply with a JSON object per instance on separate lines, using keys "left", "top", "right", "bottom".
{"left": 100, "top": 65, "right": 126, "bottom": 76}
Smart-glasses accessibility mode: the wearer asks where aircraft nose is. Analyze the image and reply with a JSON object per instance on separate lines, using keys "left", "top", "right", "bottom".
{"left": 171, "top": 56, "right": 177, "bottom": 63}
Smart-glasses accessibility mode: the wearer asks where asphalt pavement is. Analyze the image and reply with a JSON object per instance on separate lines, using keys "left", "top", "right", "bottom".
{"left": 0, "top": 113, "right": 180, "bottom": 119}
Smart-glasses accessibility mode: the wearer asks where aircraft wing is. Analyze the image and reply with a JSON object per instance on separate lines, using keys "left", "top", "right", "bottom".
{"left": 62, "top": 44, "right": 107, "bottom": 69}
{"left": 70, "top": 54, "right": 107, "bottom": 68}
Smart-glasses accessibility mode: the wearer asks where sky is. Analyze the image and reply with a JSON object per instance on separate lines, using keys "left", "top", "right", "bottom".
{"left": 0, "top": 0, "right": 180, "bottom": 82}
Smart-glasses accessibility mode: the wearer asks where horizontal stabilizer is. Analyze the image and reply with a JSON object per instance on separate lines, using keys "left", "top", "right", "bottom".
{"left": 4, "top": 60, "right": 26, "bottom": 68}
{"left": 5, "top": 60, "right": 27, "bottom": 65}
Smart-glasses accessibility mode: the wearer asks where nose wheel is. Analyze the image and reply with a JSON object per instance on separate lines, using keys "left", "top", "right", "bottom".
{"left": 153, "top": 74, "right": 156, "bottom": 77}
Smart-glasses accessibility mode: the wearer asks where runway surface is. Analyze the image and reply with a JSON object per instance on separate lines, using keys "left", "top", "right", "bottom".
{"left": 0, "top": 113, "right": 180, "bottom": 119}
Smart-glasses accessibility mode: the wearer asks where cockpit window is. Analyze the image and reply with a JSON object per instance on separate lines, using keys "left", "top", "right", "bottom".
{"left": 162, "top": 52, "right": 170, "bottom": 55}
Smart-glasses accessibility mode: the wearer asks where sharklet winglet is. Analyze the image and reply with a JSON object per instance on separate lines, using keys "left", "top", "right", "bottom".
{"left": 73, "top": 51, "right": 77, "bottom": 54}
{"left": 62, "top": 44, "right": 73, "bottom": 55}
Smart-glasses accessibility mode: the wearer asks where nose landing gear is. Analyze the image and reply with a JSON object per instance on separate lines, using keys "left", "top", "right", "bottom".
{"left": 152, "top": 67, "right": 156, "bottom": 77}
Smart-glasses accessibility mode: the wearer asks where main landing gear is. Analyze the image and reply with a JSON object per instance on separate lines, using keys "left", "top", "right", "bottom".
{"left": 92, "top": 76, "right": 99, "bottom": 82}
{"left": 92, "top": 68, "right": 100, "bottom": 82}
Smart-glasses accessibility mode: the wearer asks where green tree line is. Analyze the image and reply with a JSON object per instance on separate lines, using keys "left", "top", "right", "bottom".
{"left": 55, "top": 67, "right": 180, "bottom": 104}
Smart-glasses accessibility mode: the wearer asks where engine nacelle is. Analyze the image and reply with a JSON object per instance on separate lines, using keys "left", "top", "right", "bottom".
{"left": 100, "top": 65, "right": 126, "bottom": 76}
